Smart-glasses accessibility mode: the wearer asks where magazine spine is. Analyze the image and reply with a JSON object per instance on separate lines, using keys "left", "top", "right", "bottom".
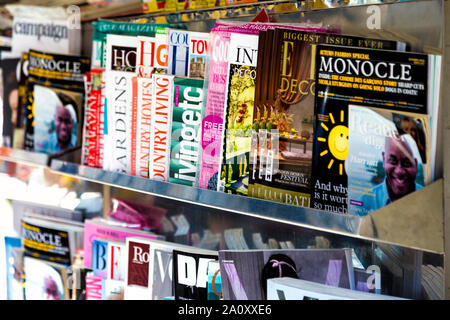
{"left": 169, "top": 30, "right": 189, "bottom": 76}
{"left": 149, "top": 74, "right": 174, "bottom": 181}
{"left": 198, "top": 30, "right": 231, "bottom": 190}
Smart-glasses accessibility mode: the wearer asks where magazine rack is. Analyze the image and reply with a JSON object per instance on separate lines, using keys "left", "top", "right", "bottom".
{"left": 77, "top": 0, "right": 447, "bottom": 250}
{"left": 0, "top": 0, "right": 447, "bottom": 300}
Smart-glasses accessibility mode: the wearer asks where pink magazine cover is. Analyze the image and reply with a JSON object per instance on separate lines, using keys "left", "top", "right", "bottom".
{"left": 83, "top": 218, "right": 164, "bottom": 268}
{"left": 198, "top": 26, "right": 263, "bottom": 190}
{"left": 198, "top": 28, "right": 232, "bottom": 190}
{"left": 198, "top": 23, "right": 329, "bottom": 190}
{"left": 198, "top": 28, "right": 231, "bottom": 190}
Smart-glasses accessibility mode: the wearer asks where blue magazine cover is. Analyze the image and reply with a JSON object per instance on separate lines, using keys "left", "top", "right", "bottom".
{"left": 4, "top": 237, "right": 23, "bottom": 300}
{"left": 92, "top": 238, "right": 108, "bottom": 279}
{"left": 347, "top": 105, "right": 429, "bottom": 216}
{"left": 33, "top": 85, "right": 81, "bottom": 154}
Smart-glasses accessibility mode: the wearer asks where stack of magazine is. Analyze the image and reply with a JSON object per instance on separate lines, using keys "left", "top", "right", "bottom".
{"left": 0, "top": 10, "right": 442, "bottom": 218}
{"left": 3, "top": 198, "right": 416, "bottom": 300}
{"left": 78, "top": 18, "right": 441, "bottom": 219}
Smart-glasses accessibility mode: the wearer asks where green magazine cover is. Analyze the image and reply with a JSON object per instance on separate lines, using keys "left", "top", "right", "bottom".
{"left": 169, "top": 77, "right": 204, "bottom": 186}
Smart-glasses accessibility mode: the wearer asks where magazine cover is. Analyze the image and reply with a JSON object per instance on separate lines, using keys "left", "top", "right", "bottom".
{"left": 168, "top": 29, "right": 190, "bottom": 76}
{"left": 218, "top": 32, "right": 259, "bottom": 195}
{"left": 124, "top": 238, "right": 151, "bottom": 300}
{"left": 21, "top": 216, "right": 84, "bottom": 266}
{"left": 103, "top": 70, "right": 135, "bottom": 174}
{"left": 0, "top": 58, "right": 20, "bottom": 148}
{"left": 92, "top": 238, "right": 108, "bottom": 279}
{"left": 188, "top": 31, "right": 209, "bottom": 79}
{"left": 83, "top": 218, "right": 164, "bottom": 268}
{"left": 82, "top": 69, "right": 104, "bottom": 168}
{"left": 33, "top": 85, "right": 83, "bottom": 154}
{"left": 91, "top": 20, "right": 176, "bottom": 69}
{"left": 198, "top": 24, "right": 273, "bottom": 192}
{"left": 24, "top": 50, "right": 90, "bottom": 152}
{"left": 85, "top": 273, "right": 124, "bottom": 300}
{"left": 4, "top": 237, "right": 23, "bottom": 300}
{"left": 23, "top": 256, "right": 69, "bottom": 300}
{"left": 311, "top": 44, "right": 436, "bottom": 215}
{"left": 169, "top": 77, "right": 204, "bottom": 186}
{"left": 131, "top": 76, "right": 153, "bottom": 178}
{"left": 207, "top": 260, "right": 222, "bottom": 300}
{"left": 219, "top": 248, "right": 354, "bottom": 300}
{"left": 136, "top": 28, "right": 170, "bottom": 78}
{"left": 173, "top": 248, "right": 218, "bottom": 300}
{"left": 347, "top": 105, "right": 429, "bottom": 216}
{"left": 168, "top": 30, "right": 209, "bottom": 79}
{"left": 11, "top": 12, "right": 80, "bottom": 58}
{"left": 248, "top": 30, "right": 267, "bottom": 197}
{"left": 136, "top": 35, "right": 156, "bottom": 78}
{"left": 198, "top": 28, "right": 232, "bottom": 191}
{"left": 249, "top": 29, "right": 407, "bottom": 207}
{"left": 107, "top": 241, "right": 126, "bottom": 281}
{"left": 154, "top": 27, "right": 169, "bottom": 74}
{"left": 151, "top": 246, "right": 174, "bottom": 300}
{"left": 125, "top": 237, "right": 209, "bottom": 300}
{"left": 266, "top": 277, "right": 403, "bottom": 300}
{"left": 105, "top": 34, "right": 137, "bottom": 73}
{"left": 149, "top": 74, "right": 174, "bottom": 182}
{"left": 14, "top": 52, "right": 29, "bottom": 149}
{"left": 85, "top": 273, "right": 105, "bottom": 300}
{"left": 81, "top": 71, "right": 93, "bottom": 166}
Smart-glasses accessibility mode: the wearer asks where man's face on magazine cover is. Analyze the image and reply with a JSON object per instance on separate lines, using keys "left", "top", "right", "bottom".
{"left": 55, "top": 105, "right": 74, "bottom": 148}
{"left": 382, "top": 136, "right": 418, "bottom": 200}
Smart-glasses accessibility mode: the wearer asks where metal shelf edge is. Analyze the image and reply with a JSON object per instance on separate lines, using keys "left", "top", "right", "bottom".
{"left": 49, "top": 158, "right": 362, "bottom": 236}
{"left": 49, "top": 159, "right": 444, "bottom": 254}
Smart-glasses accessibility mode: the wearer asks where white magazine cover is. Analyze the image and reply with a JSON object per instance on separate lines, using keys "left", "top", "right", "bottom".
{"left": 149, "top": 74, "right": 174, "bottom": 181}
{"left": 217, "top": 32, "right": 259, "bottom": 193}
{"left": 267, "top": 277, "right": 405, "bottom": 300}
{"left": 136, "top": 36, "right": 156, "bottom": 78}
{"left": 187, "top": 31, "right": 209, "bottom": 79}
{"left": 106, "top": 240, "right": 127, "bottom": 282}
{"left": 103, "top": 70, "right": 134, "bottom": 174}
{"left": 23, "top": 256, "right": 68, "bottom": 300}
{"left": 7, "top": 5, "right": 81, "bottom": 58}
{"left": 168, "top": 29, "right": 189, "bottom": 77}
{"left": 131, "top": 76, "right": 153, "bottom": 178}
{"left": 105, "top": 34, "right": 137, "bottom": 73}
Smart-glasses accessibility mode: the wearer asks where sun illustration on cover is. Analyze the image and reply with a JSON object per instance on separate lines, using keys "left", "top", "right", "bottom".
{"left": 317, "top": 110, "right": 348, "bottom": 176}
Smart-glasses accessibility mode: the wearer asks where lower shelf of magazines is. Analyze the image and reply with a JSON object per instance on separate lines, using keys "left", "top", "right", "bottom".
{"left": 48, "top": 156, "right": 444, "bottom": 255}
